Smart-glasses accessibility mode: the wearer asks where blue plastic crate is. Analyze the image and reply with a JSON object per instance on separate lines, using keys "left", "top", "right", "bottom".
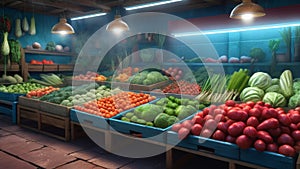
{"left": 0, "top": 100, "right": 18, "bottom": 124}
{"left": 109, "top": 104, "right": 197, "bottom": 143}
{"left": 0, "top": 92, "right": 24, "bottom": 102}
{"left": 240, "top": 148, "right": 297, "bottom": 169}
{"left": 167, "top": 131, "right": 240, "bottom": 160}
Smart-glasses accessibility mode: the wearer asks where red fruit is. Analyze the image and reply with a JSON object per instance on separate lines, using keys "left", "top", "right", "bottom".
{"left": 226, "top": 119, "right": 235, "bottom": 126}
{"left": 278, "top": 114, "right": 292, "bottom": 126}
{"left": 192, "top": 116, "right": 204, "bottom": 125}
{"left": 289, "top": 112, "right": 300, "bottom": 124}
{"left": 217, "top": 122, "right": 229, "bottom": 133}
{"left": 227, "top": 109, "right": 248, "bottom": 121}
{"left": 247, "top": 116, "right": 260, "bottom": 127}
{"left": 248, "top": 108, "right": 261, "bottom": 118}
{"left": 243, "top": 126, "right": 257, "bottom": 139}
{"left": 264, "top": 103, "right": 272, "bottom": 108}
{"left": 278, "top": 145, "right": 296, "bottom": 157}
{"left": 178, "top": 127, "right": 190, "bottom": 140}
{"left": 280, "top": 126, "right": 291, "bottom": 134}
{"left": 246, "top": 101, "right": 255, "bottom": 108}
{"left": 268, "top": 128, "right": 281, "bottom": 138}
{"left": 256, "top": 101, "right": 265, "bottom": 106}
{"left": 214, "top": 108, "right": 224, "bottom": 116}
{"left": 201, "top": 129, "right": 213, "bottom": 138}
{"left": 212, "top": 130, "right": 226, "bottom": 141}
{"left": 182, "top": 120, "right": 193, "bottom": 130}
{"left": 204, "top": 115, "right": 214, "bottom": 121}
{"left": 228, "top": 122, "right": 246, "bottom": 137}
{"left": 214, "top": 114, "right": 225, "bottom": 122}
{"left": 277, "top": 133, "right": 294, "bottom": 146}
{"left": 290, "top": 123, "right": 298, "bottom": 131}
{"left": 196, "top": 111, "right": 204, "bottom": 118}
{"left": 292, "top": 130, "right": 300, "bottom": 141}
{"left": 191, "top": 124, "right": 202, "bottom": 136}
{"left": 297, "top": 122, "right": 300, "bottom": 130}
{"left": 202, "top": 108, "right": 210, "bottom": 116}
{"left": 267, "top": 143, "right": 278, "bottom": 152}
{"left": 225, "top": 135, "right": 236, "bottom": 143}
{"left": 204, "top": 119, "right": 218, "bottom": 131}
{"left": 295, "top": 107, "right": 300, "bottom": 112}
{"left": 257, "top": 131, "right": 273, "bottom": 144}
{"left": 257, "top": 118, "right": 279, "bottom": 131}
{"left": 171, "top": 123, "right": 182, "bottom": 132}
{"left": 225, "top": 100, "right": 235, "bottom": 107}
{"left": 254, "top": 139, "right": 266, "bottom": 152}
{"left": 236, "top": 135, "right": 253, "bottom": 149}
{"left": 261, "top": 108, "right": 278, "bottom": 120}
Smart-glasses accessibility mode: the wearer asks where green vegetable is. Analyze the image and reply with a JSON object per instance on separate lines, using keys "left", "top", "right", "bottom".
{"left": 136, "top": 119, "right": 147, "bottom": 125}
{"left": 15, "top": 18, "right": 22, "bottom": 38}
{"left": 121, "top": 117, "right": 130, "bottom": 122}
{"left": 164, "top": 107, "right": 175, "bottom": 116}
{"left": 167, "top": 116, "right": 180, "bottom": 126}
{"left": 146, "top": 122, "right": 154, "bottom": 127}
{"left": 266, "top": 85, "right": 282, "bottom": 93}
{"left": 272, "top": 78, "right": 280, "bottom": 85}
{"left": 279, "top": 70, "right": 293, "bottom": 98}
{"left": 249, "top": 48, "right": 266, "bottom": 61}
{"left": 293, "top": 81, "right": 300, "bottom": 93}
{"left": 154, "top": 113, "right": 170, "bottom": 128}
{"left": 262, "top": 92, "right": 287, "bottom": 107}
{"left": 22, "top": 17, "right": 29, "bottom": 32}
{"left": 175, "top": 105, "right": 186, "bottom": 116}
{"left": 2, "top": 32, "right": 10, "bottom": 56}
{"left": 248, "top": 72, "right": 272, "bottom": 90}
{"left": 240, "top": 87, "right": 265, "bottom": 102}
{"left": 29, "top": 16, "right": 36, "bottom": 35}
{"left": 288, "top": 94, "right": 300, "bottom": 108}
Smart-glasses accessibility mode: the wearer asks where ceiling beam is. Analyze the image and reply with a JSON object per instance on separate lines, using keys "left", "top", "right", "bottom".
{"left": 63, "top": 0, "right": 111, "bottom": 12}
{"left": 24, "top": 0, "right": 90, "bottom": 12}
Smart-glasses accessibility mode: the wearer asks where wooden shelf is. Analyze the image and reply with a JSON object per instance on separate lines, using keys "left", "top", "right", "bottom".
{"left": 27, "top": 64, "right": 74, "bottom": 72}
{"left": 0, "top": 64, "right": 20, "bottom": 72}
{"left": 24, "top": 49, "right": 76, "bottom": 57}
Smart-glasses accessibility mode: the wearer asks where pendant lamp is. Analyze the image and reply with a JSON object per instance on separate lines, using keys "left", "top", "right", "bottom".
{"left": 51, "top": 18, "right": 75, "bottom": 34}
{"left": 106, "top": 13, "right": 129, "bottom": 34}
{"left": 230, "top": 0, "right": 266, "bottom": 20}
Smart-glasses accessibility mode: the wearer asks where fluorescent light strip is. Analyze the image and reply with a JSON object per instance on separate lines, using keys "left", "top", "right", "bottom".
{"left": 71, "top": 13, "right": 107, "bottom": 21}
{"left": 173, "top": 22, "right": 300, "bottom": 37}
{"left": 125, "top": 0, "right": 183, "bottom": 11}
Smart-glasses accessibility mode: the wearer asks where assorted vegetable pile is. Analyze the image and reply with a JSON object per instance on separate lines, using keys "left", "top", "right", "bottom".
{"left": 73, "top": 71, "right": 107, "bottom": 82}
{"left": 172, "top": 100, "right": 300, "bottom": 157}
{"left": 74, "top": 91, "right": 156, "bottom": 118}
{"left": 120, "top": 96, "right": 206, "bottom": 128}
{"left": 129, "top": 70, "right": 169, "bottom": 85}
{"left": 0, "top": 82, "right": 44, "bottom": 94}
{"left": 162, "top": 80, "right": 201, "bottom": 95}
{"left": 240, "top": 70, "right": 294, "bottom": 108}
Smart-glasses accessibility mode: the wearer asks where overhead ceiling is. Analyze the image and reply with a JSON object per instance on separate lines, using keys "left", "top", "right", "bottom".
{"left": 2, "top": 0, "right": 241, "bottom": 18}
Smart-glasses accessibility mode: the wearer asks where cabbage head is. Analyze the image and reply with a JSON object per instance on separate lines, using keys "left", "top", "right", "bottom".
{"left": 263, "top": 92, "right": 286, "bottom": 107}
{"left": 248, "top": 72, "right": 272, "bottom": 90}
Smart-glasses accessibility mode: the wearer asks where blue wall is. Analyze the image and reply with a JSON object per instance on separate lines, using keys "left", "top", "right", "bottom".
{"left": 0, "top": 7, "right": 74, "bottom": 64}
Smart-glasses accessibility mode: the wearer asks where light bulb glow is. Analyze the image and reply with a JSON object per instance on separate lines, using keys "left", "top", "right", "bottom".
{"left": 241, "top": 13, "right": 254, "bottom": 20}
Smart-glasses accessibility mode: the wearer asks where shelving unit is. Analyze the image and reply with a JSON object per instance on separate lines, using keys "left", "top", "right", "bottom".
{"left": 21, "top": 48, "right": 76, "bottom": 81}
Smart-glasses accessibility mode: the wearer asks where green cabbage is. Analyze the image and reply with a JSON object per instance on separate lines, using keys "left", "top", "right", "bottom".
{"left": 248, "top": 72, "right": 272, "bottom": 90}
{"left": 288, "top": 94, "right": 300, "bottom": 108}
{"left": 240, "top": 87, "right": 265, "bottom": 102}
{"left": 263, "top": 92, "right": 287, "bottom": 107}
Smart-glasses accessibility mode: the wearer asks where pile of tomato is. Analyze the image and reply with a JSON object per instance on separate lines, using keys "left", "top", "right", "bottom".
{"left": 74, "top": 92, "right": 156, "bottom": 118}
{"left": 162, "top": 80, "right": 201, "bottom": 95}
{"left": 26, "top": 86, "right": 59, "bottom": 98}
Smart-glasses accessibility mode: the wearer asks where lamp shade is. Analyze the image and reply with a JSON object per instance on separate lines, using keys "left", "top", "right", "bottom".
{"left": 106, "top": 15, "right": 129, "bottom": 33}
{"left": 230, "top": 0, "right": 266, "bottom": 19}
{"left": 51, "top": 18, "right": 75, "bottom": 34}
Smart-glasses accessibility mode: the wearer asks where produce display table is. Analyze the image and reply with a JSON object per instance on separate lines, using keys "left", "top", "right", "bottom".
{"left": 0, "top": 99, "right": 18, "bottom": 124}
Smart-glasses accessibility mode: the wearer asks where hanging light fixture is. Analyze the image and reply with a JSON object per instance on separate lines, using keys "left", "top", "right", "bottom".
{"left": 106, "top": 10, "right": 129, "bottom": 34}
{"left": 51, "top": 18, "right": 75, "bottom": 35}
{"left": 230, "top": 0, "right": 266, "bottom": 20}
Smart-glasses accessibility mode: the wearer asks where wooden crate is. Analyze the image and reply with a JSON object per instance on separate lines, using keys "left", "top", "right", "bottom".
{"left": 39, "top": 111, "right": 70, "bottom": 141}
{"left": 0, "top": 100, "right": 18, "bottom": 124}
{"left": 39, "top": 101, "right": 70, "bottom": 117}
{"left": 18, "top": 96, "right": 41, "bottom": 109}
{"left": 58, "top": 64, "right": 74, "bottom": 71}
{"left": 17, "top": 104, "right": 70, "bottom": 141}
{"left": 17, "top": 105, "right": 40, "bottom": 130}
